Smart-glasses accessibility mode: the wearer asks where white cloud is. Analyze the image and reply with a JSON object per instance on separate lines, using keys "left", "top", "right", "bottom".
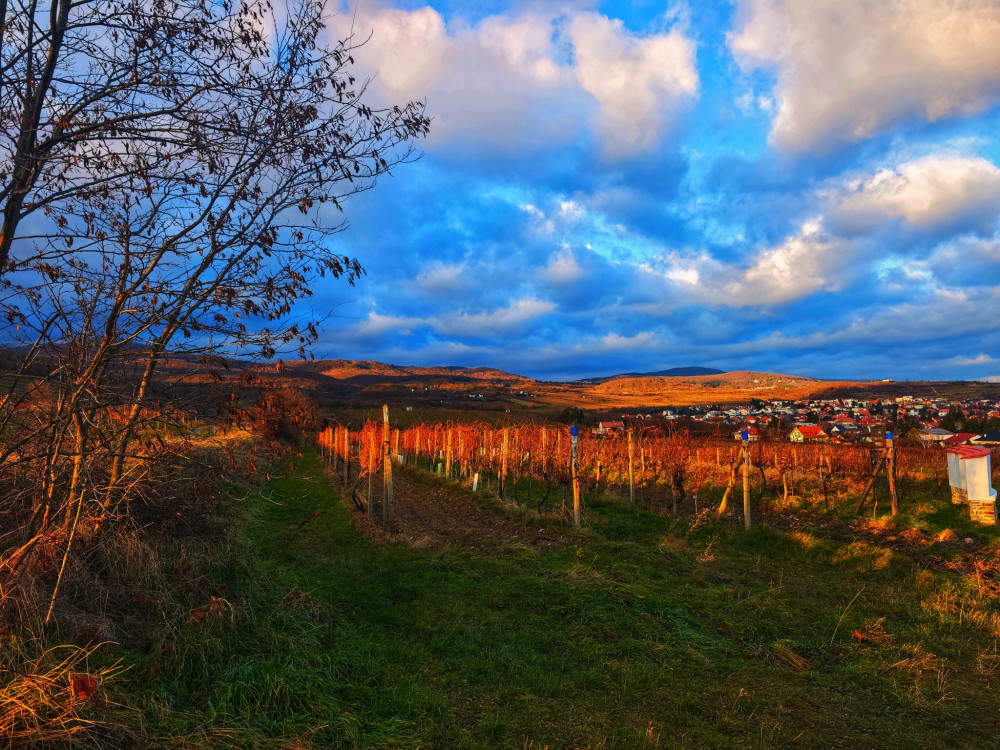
{"left": 724, "top": 220, "right": 846, "bottom": 304}
{"left": 336, "top": 4, "right": 698, "bottom": 158}
{"left": 414, "top": 262, "right": 468, "bottom": 294}
{"left": 729, "top": 0, "right": 1000, "bottom": 151}
{"left": 335, "top": 311, "right": 417, "bottom": 340}
{"left": 559, "top": 200, "right": 585, "bottom": 220}
{"left": 944, "top": 354, "right": 998, "bottom": 367}
{"left": 662, "top": 220, "right": 849, "bottom": 306}
{"left": 520, "top": 202, "right": 555, "bottom": 234}
{"left": 544, "top": 248, "right": 583, "bottom": 284}
{"left": 432, "top": 297, "right": 555, "bottom": 337}
{"left": 831, "top": 154, "right": 1000, "bottom": 234}
{"left": 586, "top": 331, "right": 658, "bottom": 352}
{"left": 568, "top": 12, "right": 699, "bottom": 158}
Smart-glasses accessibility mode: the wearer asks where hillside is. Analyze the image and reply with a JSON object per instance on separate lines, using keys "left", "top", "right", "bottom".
{"left": 287, "top": 359, "right": 531, "bottom": 384}
{"left": 146, "top": 357, "right": 945, "bottom": 411}
{"left": 589, "top": 370, "right": 858, "bottom": 403}
{"left": 580, "top": 366, "right": 725, "bottom": 383}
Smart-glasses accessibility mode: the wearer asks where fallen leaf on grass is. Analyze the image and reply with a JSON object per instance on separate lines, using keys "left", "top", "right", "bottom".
{"left": 71, "top": 674, "right": 97, "bottom": 702}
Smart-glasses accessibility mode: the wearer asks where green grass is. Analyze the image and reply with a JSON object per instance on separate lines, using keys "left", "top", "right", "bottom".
{"left": 106, "top": 450, "right": 1000, "bottom": 749}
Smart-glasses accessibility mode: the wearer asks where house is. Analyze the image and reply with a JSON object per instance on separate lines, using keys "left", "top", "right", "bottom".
{"left": 943, "top": 433, "right": 980, "bottom": 447}
{"left": 594, "top": 421, "right": 625, "bottom": 435}
{"left": 789, "top": 425, "right": 828, "bottom": 443}
{"left": 829, "top": 424, "right": 857, "bottom": 436}
{"left": 919, "top": 427, "right": 954, "bottom": 445}
{"left": 733, "top": 426, "right": 760, "bottom": 442}
{"left": 972, "top": 431, "right": 1000, "bottom": 446}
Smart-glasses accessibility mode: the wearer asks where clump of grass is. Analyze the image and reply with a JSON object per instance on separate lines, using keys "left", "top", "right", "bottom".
{"left": 769, "top": 640, "right": 812, "bottom": 672}
{"left": 0, "top": 642, "right": 126, "bottom": 746}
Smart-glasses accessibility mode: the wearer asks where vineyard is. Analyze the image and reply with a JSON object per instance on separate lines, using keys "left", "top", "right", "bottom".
{"left": 315, "top": 416, "right": 995, "bottom": 526}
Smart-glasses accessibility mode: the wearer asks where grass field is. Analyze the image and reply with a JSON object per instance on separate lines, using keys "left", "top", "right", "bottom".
{"left": 83, "top": 450, "right": 1000, "bottom": 749}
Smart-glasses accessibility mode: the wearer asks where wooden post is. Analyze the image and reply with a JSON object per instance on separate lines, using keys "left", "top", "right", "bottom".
{"left": 383, "top": 405, "right": 393, "bottom": 531}
{"left": 343, "top": 428, "right": 350, "bottom": 485}
{"left": 886, "top": 432, "right": 898, "bottom": 516}
{"left": 368, "top": 427, "right": 375, "bottom": 518}
{"left": 541, "top": 427, "right": 547, "bottom": 473}
{"left": 446, "top": 429, "right": 452, "bottom": 479}
{"left": 394, "top": 429, "right": 400, "bottom": 463}
{"left": 500, "top": 428, "right": 509, "bottom": 501}
{"left": 571, "top": 425, "right": 581, "bottom": 528}
{"left": 458, "top": 433, "right": 465, "bottom": 478}
{"left": 628, "top": 428, "right": 635, "bottom": 504}
{"left": 742, "top": 430, "right": 751, "bottom": 530}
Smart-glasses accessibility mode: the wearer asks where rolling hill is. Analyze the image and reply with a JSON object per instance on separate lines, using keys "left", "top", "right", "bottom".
{"left": 580, "top": 366, "right": 725, "bottom": 384}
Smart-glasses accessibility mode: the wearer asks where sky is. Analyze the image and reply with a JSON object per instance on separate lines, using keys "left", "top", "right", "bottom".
{"left": 309, "top": 0, "right": 1000, "bottom": 382}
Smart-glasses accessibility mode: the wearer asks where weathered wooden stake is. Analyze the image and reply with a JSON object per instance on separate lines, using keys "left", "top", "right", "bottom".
{"left": 446, "top": 429, "right": 452, "bottom": 479}
{"left": 571, "top": 425, "right": 581, "bottom": 528}
{"left": 886, "top": 432, "right": 898, "bottom": 516}
{"left": 368, "top": 428, "right": 375, "bottom": 518}
{"left": 461, "top": 433, "right": 468, "bottom": 477}
{"left": 742, "top": 431, "right": 751, "bottom": 531}
{"left": 383, "top": 405, "right": 393, "bottom": 531}
{"left": 499, "top": 428, "right": 509, "bottom": 501}
{"left": 628, "top": 428, "right": 635, "bottom": 504}
{"left": 343, "top": 428, "right": 350, "bottom": 485}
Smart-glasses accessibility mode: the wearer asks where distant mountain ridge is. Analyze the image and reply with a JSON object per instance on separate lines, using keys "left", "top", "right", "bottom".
{"left": 579, "top": 366, "right": 725, "bottom": 384}
{"left": 286, "top": 358, "right": 531, "bottom": 383}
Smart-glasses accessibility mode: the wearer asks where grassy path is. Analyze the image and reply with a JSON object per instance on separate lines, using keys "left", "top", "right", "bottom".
{"left": 136, "top": 450, "right": 1000, "bottom": 749}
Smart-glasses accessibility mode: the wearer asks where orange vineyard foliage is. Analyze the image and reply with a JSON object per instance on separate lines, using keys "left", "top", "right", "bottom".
{"left": 315, "top": 420, "right": 965, "bottom": 502}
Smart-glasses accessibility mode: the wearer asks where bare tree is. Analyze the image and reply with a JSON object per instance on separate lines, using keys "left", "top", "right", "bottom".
{"left": 0, "top": 0, "right": 429, "bottom": 626}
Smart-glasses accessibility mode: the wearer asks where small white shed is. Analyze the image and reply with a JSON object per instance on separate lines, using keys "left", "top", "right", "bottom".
{"left": 945, "top": 445, "right": 997, "bottom": 525}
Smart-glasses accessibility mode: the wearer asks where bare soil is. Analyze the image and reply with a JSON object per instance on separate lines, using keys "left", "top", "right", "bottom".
{"left": 322, "top": 460, "right": 572, "bottom": 552}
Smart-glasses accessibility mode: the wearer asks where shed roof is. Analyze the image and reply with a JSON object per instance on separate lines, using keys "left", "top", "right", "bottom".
{"left": 943, "top": 433, "right": 979, "bottom": 446}
{"left": 945, "top": 445, "right": 991, "bottom": 460}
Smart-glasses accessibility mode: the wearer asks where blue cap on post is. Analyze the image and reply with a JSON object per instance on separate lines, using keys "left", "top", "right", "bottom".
{"left": 742, "top": 428, "right": 749, "bottom": 441}
{"left": 886, "top": 431, "right": 893, "bottom": 440}
{"left": 571, "top": 425, "right": 578, "bottom": 436}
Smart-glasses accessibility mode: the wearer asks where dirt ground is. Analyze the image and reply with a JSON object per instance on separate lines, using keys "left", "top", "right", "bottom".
{"left": 322, "top": 459, "right": 572, "bottom": 552}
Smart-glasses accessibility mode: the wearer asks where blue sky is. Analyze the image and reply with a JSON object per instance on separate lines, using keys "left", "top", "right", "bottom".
{"left": 310, "top": 0, "right": 1000, "bottom": 382}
